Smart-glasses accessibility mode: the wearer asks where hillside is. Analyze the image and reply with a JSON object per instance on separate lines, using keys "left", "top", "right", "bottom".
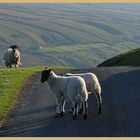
{"left": 97, "top": 48, "right": 140, "bottom": 67}
{"left": 0, "top": 4, "right": 140, "bottom": 68}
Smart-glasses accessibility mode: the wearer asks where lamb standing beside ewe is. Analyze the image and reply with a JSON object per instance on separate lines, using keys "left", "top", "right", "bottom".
{"left": 3, "top": 45, "right": 21, "bottom": 68}
{"left": 65, "top": 72, "right": 102, "bottom": 114}
{"left": 41, "top": 69, "right": 88, "bottom": 120}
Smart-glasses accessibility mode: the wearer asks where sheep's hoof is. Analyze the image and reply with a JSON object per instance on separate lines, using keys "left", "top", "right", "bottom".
{"left": 98, "top": 107, "right": 102, "bottom": 115}
{"left": 60, "top": 111, "right": 64, "bottom": 117}
{"left": 98, "top": 110, "right": 102, "bottom": 115}
{"left": 54, "top": 115, "right": 58, "bottom": 118}
{"left": 83, "top": 114, "right": 87, "bottom": 120}
{"left": 54, "top": 113, "right": 60, "bottom": 118}
{"left": 78, "top": 108, "right": 83, "bottom": 114}
{"left": 69, "top": 107, "right": 74, "bottom": 113}
{"left": 73, "top": 115, "right": 76, "bottom": 120}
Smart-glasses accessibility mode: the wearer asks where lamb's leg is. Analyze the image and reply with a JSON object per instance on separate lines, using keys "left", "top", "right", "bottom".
{"left": 69, "top": 107, "right": 74, "bottom": 113}
{"left": 9, "top": 64, "right": 12, "bottom": 68}
{"left": 94, "top": 92, "right": 102, "bottom": 114}
{"left": 78, "top": 101, "right": 83, "bottom": 114}
{"left": 54, "top": 96, "right": 61, "bottom": 118}
{"left": 83, "top": 101, "right": 88, "bottom": 120}
{"left": 5, "top": 63, "right": 9, "bottom": 68}
{"left": 68, "top": 94, "right": 78, "bottom": 120}
{"left": 14, "top": 64, "right": 16, "bottom": 68}
{"left": 73, "top": 102, "right": 78, "bottom": 120}
{"left": 55, "top": 105, "right": 61, "bottom": 118}
{"left": 60, "top": 96, "right": 66, "bottom": 117}
{"left": 70, "top": 97, "right": 83, "bottom": 114}
{"left": 77, "top": 96, "right": 83, "bottom": 114}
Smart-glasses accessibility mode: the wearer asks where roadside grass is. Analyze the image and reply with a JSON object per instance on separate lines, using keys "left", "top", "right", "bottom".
{"left": 0, "top": 66, "right": 71, "bottom": 127}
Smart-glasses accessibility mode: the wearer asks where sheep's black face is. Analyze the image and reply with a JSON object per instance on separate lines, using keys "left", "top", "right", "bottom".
{"left": 41, "top": 69, "right": 51, "bottom": 83}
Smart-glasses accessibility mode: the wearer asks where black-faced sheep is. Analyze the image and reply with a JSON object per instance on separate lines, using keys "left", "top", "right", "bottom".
{"left": 65, "top": 72, "right": 102, "bottom": 114}
{"left": 41, "top": 69, "right": 88, "bottom": 120}
{"left": 3, "top": 46, "right": 21, "bottom": 68}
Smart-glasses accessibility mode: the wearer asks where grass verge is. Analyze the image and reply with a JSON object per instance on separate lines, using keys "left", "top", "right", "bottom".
{"left": 0, "top": 66, "right": 71, "bottom": 127}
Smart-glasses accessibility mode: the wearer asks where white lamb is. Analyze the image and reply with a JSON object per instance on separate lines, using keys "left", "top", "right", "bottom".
{"left": 41, "top": 68, "right": 88, "bottom": 120}
{"left": 65, "top": 72, "right": 102, "bottom": 114}
{"left": 3, "top": 48, "right": 21, "bottom": 68}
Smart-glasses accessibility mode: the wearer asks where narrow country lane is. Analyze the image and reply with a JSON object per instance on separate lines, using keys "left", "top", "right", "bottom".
{"left": 0, "top": 67, "right": 140, "bottom": 137}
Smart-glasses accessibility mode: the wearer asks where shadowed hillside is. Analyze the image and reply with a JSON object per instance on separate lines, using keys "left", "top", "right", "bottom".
{"left": 0, "top": 4, "right": 140, "bottom": 67}
{"left": 97, "top": 48, "right": 140, "bottom": 67}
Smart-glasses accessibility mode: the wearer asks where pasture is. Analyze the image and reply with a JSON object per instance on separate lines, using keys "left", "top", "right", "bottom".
{"left": 0, "top": 4, "right": 140, "bottom": 67}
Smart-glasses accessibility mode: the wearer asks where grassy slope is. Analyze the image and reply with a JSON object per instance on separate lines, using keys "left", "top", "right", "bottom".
{"left": 0, "top": 66, "right": 70, "bottom": 127}
{"left": 97, "top": 48, "right": 140, "bottom": 67}
{"left": 39, "top": 42, "right": 139, "bottom": 68}
{"left": 0, "top": 4, "right": 140, "bottom": 67}
{"left": 0, "top": 67, "right": 42, "bottom": 127}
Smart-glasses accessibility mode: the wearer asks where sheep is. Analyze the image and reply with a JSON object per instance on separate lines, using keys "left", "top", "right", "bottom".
{"left": 3, "top": 46, "right": 22, "bottom": 68}
{"left": 65, "top": 72, "right": 102, "bottom": 114}
{"left": 41, "top": 68, "right": 88, "bottom": 120}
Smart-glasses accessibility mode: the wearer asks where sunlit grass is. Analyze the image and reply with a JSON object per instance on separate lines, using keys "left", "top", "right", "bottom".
{"left": 0, "top": 66, "right": 71, "bottom": 127}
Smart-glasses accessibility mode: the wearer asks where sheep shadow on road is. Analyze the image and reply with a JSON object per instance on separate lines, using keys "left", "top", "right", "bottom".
{"left": 0, "top": 67, "right": 140, "bottom": 137}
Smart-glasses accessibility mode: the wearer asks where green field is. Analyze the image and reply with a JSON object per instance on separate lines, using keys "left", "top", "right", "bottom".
{"left": 0, "top": 4, "right": 140, "bottom": 67}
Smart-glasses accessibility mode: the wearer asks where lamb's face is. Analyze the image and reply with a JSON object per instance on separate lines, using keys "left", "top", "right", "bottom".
{"left": 41, "top": 69, "right": 51, "bottom": 83}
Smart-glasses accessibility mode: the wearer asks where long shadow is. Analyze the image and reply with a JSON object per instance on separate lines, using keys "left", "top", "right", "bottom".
{"left": 1, "top": 68, "right": 140, "bottom": 137}
{"left": 0, "top": 98, "right": 85, "bottom": 137}
{"left": 0, "top": 104, "right": 55, "bottom": 136}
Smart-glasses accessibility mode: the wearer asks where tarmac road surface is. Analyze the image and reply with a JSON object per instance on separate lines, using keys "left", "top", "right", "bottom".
{"left": 0, "top": 66, "right": 140, "bottom": 137}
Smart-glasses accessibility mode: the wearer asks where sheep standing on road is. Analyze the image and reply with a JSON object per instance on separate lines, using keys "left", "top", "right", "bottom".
{"left": 65, "top": 72, "right": 102, "bottom": 114}
{"left": 3, "top": 45, "right": 22, "bottom": 68}
{"left": 41, "top": 69, "right": 88, "bottom": 120}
